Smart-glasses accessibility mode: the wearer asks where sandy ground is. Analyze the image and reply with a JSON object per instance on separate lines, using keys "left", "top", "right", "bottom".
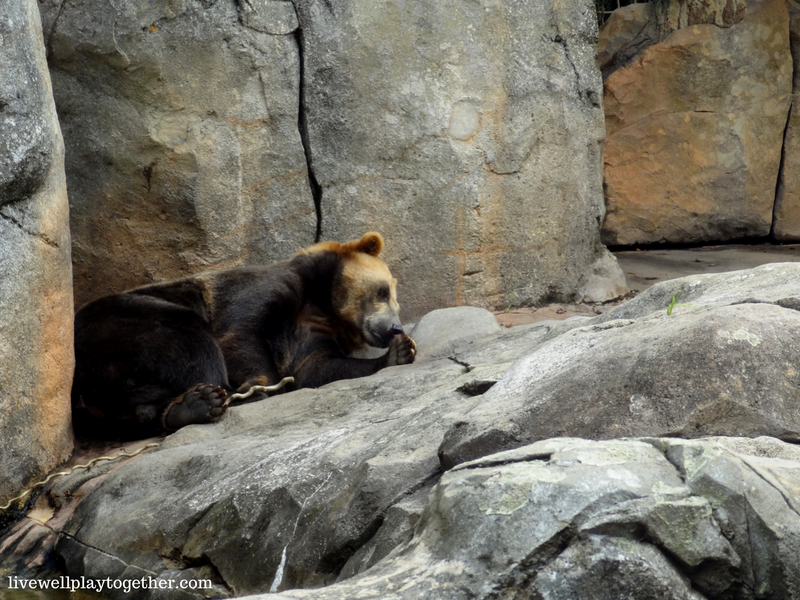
{"left": 494, "top": 244, "right": 800, "bottom": 328}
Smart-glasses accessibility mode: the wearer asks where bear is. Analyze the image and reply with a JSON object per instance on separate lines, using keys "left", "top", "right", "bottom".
{"left": 71, "top": 232, "right": 416, "bottom": 439}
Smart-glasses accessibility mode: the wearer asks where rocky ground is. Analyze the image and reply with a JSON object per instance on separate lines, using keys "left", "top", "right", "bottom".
{"left": 496, "top": 243, "right": 800, "bottom": 327}
{"left": 5, "top": 257, "right": 800, "bottom": 599}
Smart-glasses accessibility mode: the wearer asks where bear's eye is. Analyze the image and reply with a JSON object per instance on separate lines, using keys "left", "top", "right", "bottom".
{"left": 377, "top": 285, "right": 390, "bottom": 301}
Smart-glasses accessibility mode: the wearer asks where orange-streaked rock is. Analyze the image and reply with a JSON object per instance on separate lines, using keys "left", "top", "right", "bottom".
{"left": 601, "top": 0, "right": 792, "bottom": 246}
{"left": 0, "top": 0, "right": 73, "bottom": 506}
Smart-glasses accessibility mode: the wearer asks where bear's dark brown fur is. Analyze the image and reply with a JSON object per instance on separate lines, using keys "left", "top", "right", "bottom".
{"left": 71, "top": 233, "right": 415, "bottom": 439}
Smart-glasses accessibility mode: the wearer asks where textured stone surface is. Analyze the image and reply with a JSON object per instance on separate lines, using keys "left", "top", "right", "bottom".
{"left": 38, "top": 0, "right": 316, "bottom": 309}
{"left": 299, "top": 0, "right": 624, "bottom": 318}
{"left": 0, "top": 0, "right": 73, "bottom": 505}
{"left": 440, "top": 262, "right": 800, "bottom": 467}
{"left": 601, "top": 0, "right": 792, "bottom": 246}
{"left": 260, "top": 437, "right": 800, "bottom": 600}
{"left": 597, "top": 3, "right": 659, "bottom": 78}
{"left": 40, "top": 0, "right": 626, "bottom": 319}
{"left": 1, "top": 266, "right": 789, "bottom": 598}
{"left": 773, "top": 7, "right": 800, "bottom": 241}
{"left": 408, "top": 306, "right": 502, "bottom": 360}
{"left": 654, "top": 0, "right": 747, "bottom": 33}
{"left": 598, "top": 0, "right": 747, "bottom": 79}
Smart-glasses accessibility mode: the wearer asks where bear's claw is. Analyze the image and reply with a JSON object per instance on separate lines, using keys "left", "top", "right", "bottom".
{"left": 162, "top": 384, "right": 228, "bottom": 431}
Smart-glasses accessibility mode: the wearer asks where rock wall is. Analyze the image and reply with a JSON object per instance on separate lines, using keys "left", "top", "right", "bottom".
{"left": 39, "top": 0, "right": 627, "bottom": 319}
{"left": 0, "top": 0, "right": 74, "bottom": 504}
{"left": 600, "top": 0, "right": 794, "bottom": 246}
{"left": 294, "top": 0, "right": 626, "bottom": 313}
{"left": 39, "top": 0, "right": 317, "bottom": 310}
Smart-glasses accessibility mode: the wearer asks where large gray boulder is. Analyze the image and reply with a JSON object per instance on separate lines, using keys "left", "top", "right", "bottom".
{"left": 38, "top": 0, "right": 316, "bottom": 309}
{"left": 441, "top": 262, "right": 800, "bottom": 467}
{"left": 294, "top": 0, "right": 626, "bottom": 316}
{"left": 0, "top": 0, "right": 73, "bottom": 505}
{"left": 261, "top": 437, "right": 800, "bottom": 600}
{"left": 39, "top": 0, "right": 626, "bottom": 318}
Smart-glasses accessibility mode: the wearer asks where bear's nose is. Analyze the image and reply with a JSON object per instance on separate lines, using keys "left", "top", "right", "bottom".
{"left": 390, "top": 324, "right": 404, "bottom": 336}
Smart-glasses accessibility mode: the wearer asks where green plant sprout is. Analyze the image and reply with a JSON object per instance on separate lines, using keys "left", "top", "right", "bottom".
{"left": 666, "top": 291, "right": 701, "bottom": 316}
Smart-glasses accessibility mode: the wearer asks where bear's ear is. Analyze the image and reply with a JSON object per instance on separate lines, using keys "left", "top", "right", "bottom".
{"left": 340, "top": 232, "right": 383, "bottom": 256}
{"left": 355, "top": 232, "right": 384, "bottom": 256}
{"left": 298, "top": 232, "right": 384, "bottom": 257}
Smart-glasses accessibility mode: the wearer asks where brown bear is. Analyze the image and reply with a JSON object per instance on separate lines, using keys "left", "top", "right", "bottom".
{"left": 71, "top": 233, "right": 415, "bottom": 439}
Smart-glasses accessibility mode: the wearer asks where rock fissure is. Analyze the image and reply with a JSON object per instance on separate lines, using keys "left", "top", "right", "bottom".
{"left": 730, "top": 298, "right": 800, "bottom": 314}
{"left": 44, "top": 0, "right": 70, "bottom": 57}
{"left": 0, "top": 210, "right": 60, "bottom": 249}
{"left": 448, "top": 356, "right": 473, "bottom": 373}
{"left": 634, "top": 525, "right": 718, "bottom": 596}
{"left": 451, "top": 453, "right": 554, "bottom": 472}
{"left": 379, "top": 469, "right": 443, "bottom": 515}
{"left": 738, "top": 456, "right": 800, "bottom": 519}
{"left": 111, "top": 17, "right": 130, "bottom": 68}
{"left": 553, "top": 32, "right": 581, "bottom": 94}
{"left": 176, "top": 551, "right": 233, "bottom": 595}
{"left": 771, "top": 101, "right": 794, "bottom": 237}
{"left": 486, "top": 525, "right": 575, "bottom": 599}
{"left": 57, "top": 531, "right": 159, "bottom": 576}
{"left": 642, "top": 440, "right": 688, "bottom": 485}
{"left": 270, "top": 471, "right": 335, "bottom": 592}
{"left": 292, "top": 25, "right": 323, "bottom": 243}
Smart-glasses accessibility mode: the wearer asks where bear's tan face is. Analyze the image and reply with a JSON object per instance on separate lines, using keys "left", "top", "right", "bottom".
{"left": 302, "top": 232, "right": 404, "bottom": 349}
{"left": 337, "top": 252, "right": 403, "bottom": 348}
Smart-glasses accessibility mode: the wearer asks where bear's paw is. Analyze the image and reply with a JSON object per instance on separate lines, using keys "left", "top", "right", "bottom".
{"left": 386, "top": 334, "right": 416, "bottom": 366}
{"left": 162, "top": 384, "right": 228, "bottom": 431}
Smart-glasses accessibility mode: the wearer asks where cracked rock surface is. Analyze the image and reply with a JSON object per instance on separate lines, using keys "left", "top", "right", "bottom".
{"left": 261, "top": 436, "right": 800, "bottom": 600}
{"left": 441, "top": 263, "right": 800, "bottom": 467}
{"left": 294, "top": 0, "right": 626, "bottom": 316}
{"left": 600, "top": 0, "right": 792, "bottom": 246}
{"left": 38, "top": 0, "right": 626, "bottom": 318}
{"left": 0, "top": 266, "right": 791, "bottom": 598}
{"left": 0, "top": 0, "right": 73, "bottom": 505}
{"left": 38, "top": 0, "right": 317, "bottom": 310}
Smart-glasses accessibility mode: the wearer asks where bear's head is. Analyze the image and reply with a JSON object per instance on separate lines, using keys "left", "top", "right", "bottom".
{"left": 302, "top": 232, "right": 403, "bottom": 349}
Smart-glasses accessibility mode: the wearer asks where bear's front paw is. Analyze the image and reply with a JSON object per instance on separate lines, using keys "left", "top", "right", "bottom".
{"left": 386, "top": 334, "right": 416, "bottom": 366}
{"left": 163, "top": 384, "right": 227, "bottom": 432}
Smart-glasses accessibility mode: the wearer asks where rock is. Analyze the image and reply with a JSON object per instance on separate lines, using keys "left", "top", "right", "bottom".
{"left": 0, "top": 0, "right": 73, "bottom": 506}
{"left": 773, "top": 7, "right": 800, "bottom": 241}
{"left": 24, "top": 264, "right": 800, "bottom": 599}
{"left": 38, "top": 0, "right": 317, "bottom": 309}
{"left": 576, "top": 249, "right": 630, "bottom": 302}
{"left": 298, "top": 0, "right": 626, "bottom": 318}
{"left": 335, "top": 484, "right": 431, "bottom": 582}
{"left": 258, "top": 437, "right": 800, "bottom": 600}
{"left": 0, "top": 263, "right": 794, "bottom": 596}
{"left": 598, "top": 0, "right": 747, "bottom": 79}
{"left": 439, "top": 262, "right": 800, "bottom": 467}
{"left": 39, "top": 0, "right": 627, "bottom": 318}
{"left": 408, "top": 306, "right": 502, "bottom": 360}
{"left": 600, "top": 261, "right": 800, "bottom": 319}
{"left": 654, "top": 0, "right": 747, "bottom": 33}
{"left": 597, "top": 3, "right": 659, "bottom": 78}
{"left": 601, "top": 0, "right": 792, "bottom": 246}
